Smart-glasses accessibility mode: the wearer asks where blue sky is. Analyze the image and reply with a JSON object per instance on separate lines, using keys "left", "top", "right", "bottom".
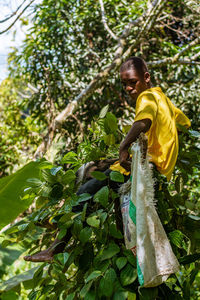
{"left": 0, "top": 0, "right": 40, "bottom": 82}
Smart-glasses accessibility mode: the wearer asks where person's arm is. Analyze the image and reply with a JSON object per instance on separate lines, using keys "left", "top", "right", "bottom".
{"left": 119, "top": 118, "right": 151, "bottom": 171}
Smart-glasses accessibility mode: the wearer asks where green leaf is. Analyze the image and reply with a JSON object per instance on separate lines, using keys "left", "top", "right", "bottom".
{"left": 139, "top": 287, "right": 158, "bottom": 300}
{"left": 54, "top": 252, "right": 69, "bottom": 265}
{"left": 85, "top": 291, "right": 96, "bottom": 300}
{"left": 65, "top": 293, "right": 75, "bottom": 300}
{"left": 50, "top": 166, "right": 62, "bottom": 175}
{"left": 86, "top": 215, "right": 100, "bottom": 228}
{"left": 0, "top": 267, "right": 40, "bottom": 292}
{"left": 57, "top": 228, "right": 67, "bottom": 240}
{"left": 85, "top": 270, "right": 102, "bottom": 283}
{"left": 78, "top": 193, "right": 92, "bottom": 203}
{"left": 40, "top": 169, "right": 56, "bottom": 183}
{"left": 99, "top": 104, "right": 109, "bottom": 118}
{"left": 71, "top": 217, "right": 83, "bottom": 238}
{"left": 0, "top": 291, "right": 19, "bottom": 300}
{"left": 61, "top": 152, "right": 78, "bottom": 164}
{"left": 123, "top": 249, "right": 137, "bottom": 267}
{"left": 0, "top": 161, "right": 40, "bottom": 230}
{"left": 113, "top": 291, "right": 129, "bottom": 300}
{"left": 26, "top": 178, "right": 43, "bottom": 187}
{"left": 179, "top": 253, "right": 200, "bottom": 265}
{"left": 101, "top": 242, "right": 120, "bottom": 261}
{"left": 120, "top": 264, "right": 137, "bottom": 286}
{"left": 62, "top": 170, "right": 76, "bottom": 185}
{"left": 99, "top": 268, "right": 117, "bottom": 297}
{"left": 38, "top": 161, "right": 54, "bottom": 169}
{"left": 79, "top": 227, "right": 92, "bottom": 244}
{"left": 189, "top": 130, "right": 200, "bottom": 138}
{"left": 110, "top": 171, "right": 124, "bottom": 183}
{"left": 104, "top": 112, "right": 118, "bottom": 134}
{"left": 116, "top": 257, "right": 128, "bottom": 270}
{"left": 80, "top": 281, "right": 93, "bottom": 298}
{"left": 94, "top": 186, "right": 109, "bottom": 208}
{"left": 104, "top": 134, "right": 116, "bottom": 146}
{"left": 168, "top": 230, "right": 188, "bottom": 250}
{"left": 91, "top": 171, "right": 108, "bottom": 181}
{"left": 110, "top": 223, "right": 123, "bottom": 239}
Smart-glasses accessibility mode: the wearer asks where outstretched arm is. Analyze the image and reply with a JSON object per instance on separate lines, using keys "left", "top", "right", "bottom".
{"left": 119, "top": 118, "right": 151, "bottom": 171}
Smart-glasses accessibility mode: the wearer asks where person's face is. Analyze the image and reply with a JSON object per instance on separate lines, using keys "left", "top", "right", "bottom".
{"left": 120, "top": 68, "right": 150, "bottom": 105}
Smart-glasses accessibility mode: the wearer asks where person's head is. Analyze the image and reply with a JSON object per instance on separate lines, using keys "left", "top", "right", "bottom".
{"left": 120, "top": 57, "right": 151, "bottom": 104}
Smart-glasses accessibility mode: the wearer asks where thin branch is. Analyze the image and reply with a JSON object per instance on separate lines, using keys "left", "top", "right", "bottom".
{"left": 0, "top": 0, "right": 35, "bottom": 35}
{"left": 0, "top": 0, "right": 27, "bottom": 23}
{"left": 98, "top": 0, "right": 118, "bottom": 40}
{"left": 148, "top": 37, "right": 200, "bottom": 67}
{"left": 173, "top": 36, "right": 200, "bottom": 61}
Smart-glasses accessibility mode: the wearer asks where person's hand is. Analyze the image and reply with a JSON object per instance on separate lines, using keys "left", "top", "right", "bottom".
{"left": 119, "top": 146, "right": 131, "bottom": 171}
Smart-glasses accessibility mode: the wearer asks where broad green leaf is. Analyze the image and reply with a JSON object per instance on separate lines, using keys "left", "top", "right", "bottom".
{"left": 138, "top": 287, "right": 158, "bottom": 300}
{"left": 104, "top": 112, "right": 118, "bottom": 134}
{"left": 85, "top": 270, "right": 102, "bottom": 283}
{"left": 110, "top": 171, "right": 124, "bottom": 183}
{"left": 168, "top": 230, "right": 188, "bottom": 250}
{"left": 189, "top": 130, "right": 200, "bottom": 138}
{"left": 62, "top": 169, "right": 76, "bottom": 185}
{"left": 188, "top": 214, "right": 200, "bottom": 221}
{"left": 116, "top": 257, "right": 128, "bottom": 270}
{"left": 104, "top": 134, "right": 116, "bottom": 146}
{"left": 99, "top": 105, "right": 109, "bottom": 118}
{"left": 101, "top": 243, "right": 120, "bottom": 261}
{"left": 50, "top": 166, "right": 62, "bottom": 176}
{"left": 94, "top": 186, "right": 109, "bottom": 208}
{"left": 85, "top": 291, "right": 96, "bottom": 300}
{"left": 99, "top": 268, "right": 117, "bottom": 297}
{"left": 57, "top": 228, "right": 67, "bottom": 240}
{"left": 179, "top": 253, "right": 200, "bottom": 265}
{"left": 40, "top": 169, "right": 56, "bottom": 183}
{"left": 80, "top": 281, "right": 93, "bottom": 298}
{"left": 120, "top": 264, "right": 137, "bottom": 286}
{"left": 113, "top": 291, "right": 129, "bottom": 300}
{"left": 0, "top": 291, "right": 18, "bottom": 300}
{"left": 71, "top": 217, "right": 83, "bottom": 238}
{"left": 38, "top": 161, "right": 54, "bottom": 169}
{"left": 110, "top": 223, "right": 123, "bottom": 239}
{"left": 78, "top": 193, "right": 92, "bottom": 203}
{"left": 26, "top": 178, "right": 43, "bottom": 187}
{"left": 86, "top": 215, "right": 100, "bottom": 228}
{"left": 0, "top": 161, "right": 40, "bottom": 230}
{"left": 123, "top": 249, "right": 137, "bottom": 267}
{"left": 0, "top": 267, "right": 40, "bottom": 292}
{"left": 54, "top": 252, "right": 69, "bottom": 265}
{"left": 91, "top": 171, "right": 108, "bottom": 181}
{"left": 61, "top": 152, "right": 78, "bottom": 164}
{"left": 79, "top": 227, "right": 92, "bottom": 244}
{"left": 65, "top": 293, "right": 75, "bottom": 300}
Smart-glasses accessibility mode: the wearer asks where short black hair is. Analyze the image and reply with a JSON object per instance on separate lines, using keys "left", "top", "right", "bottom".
{"left": 120, "top": 57, "right": 148, "bottom": 78}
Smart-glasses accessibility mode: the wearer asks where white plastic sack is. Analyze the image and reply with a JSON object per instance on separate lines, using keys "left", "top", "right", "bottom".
{"left": 120, "top": 138, "right": 180, "bottom": 287}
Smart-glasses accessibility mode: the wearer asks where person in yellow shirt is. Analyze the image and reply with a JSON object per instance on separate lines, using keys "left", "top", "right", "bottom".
{"left": 110, "top": 56, "right": 191, "bottom": 180}
{"left": 24, "top": 57, "right": 191, "bottom": 263}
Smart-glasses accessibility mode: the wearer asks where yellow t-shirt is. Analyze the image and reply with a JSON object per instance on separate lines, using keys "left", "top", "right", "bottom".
{"left": 110, "top": 87, "right": 191, "bottom": 180}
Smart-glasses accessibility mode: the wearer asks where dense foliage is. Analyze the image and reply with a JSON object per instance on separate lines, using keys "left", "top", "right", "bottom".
{"left": 0, "top": 0, "right": 200, "bottom": 299}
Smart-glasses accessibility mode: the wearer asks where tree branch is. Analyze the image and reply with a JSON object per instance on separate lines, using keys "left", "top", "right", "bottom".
{"left": 0, "top": 0, "right": 35, "bottom": 35}
{"left": 148, "top": 37, "right": 200, "bottom": 67}
{"left": 98, "top": 0, "right": 118, "bottom": 40}
{"left": 0, "top": 0, "right": 27, "bottom": 23}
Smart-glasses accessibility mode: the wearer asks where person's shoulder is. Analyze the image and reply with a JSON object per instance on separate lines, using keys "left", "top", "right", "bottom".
{"left": 137, "top": 87, "right": 160, "bottom": 104}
